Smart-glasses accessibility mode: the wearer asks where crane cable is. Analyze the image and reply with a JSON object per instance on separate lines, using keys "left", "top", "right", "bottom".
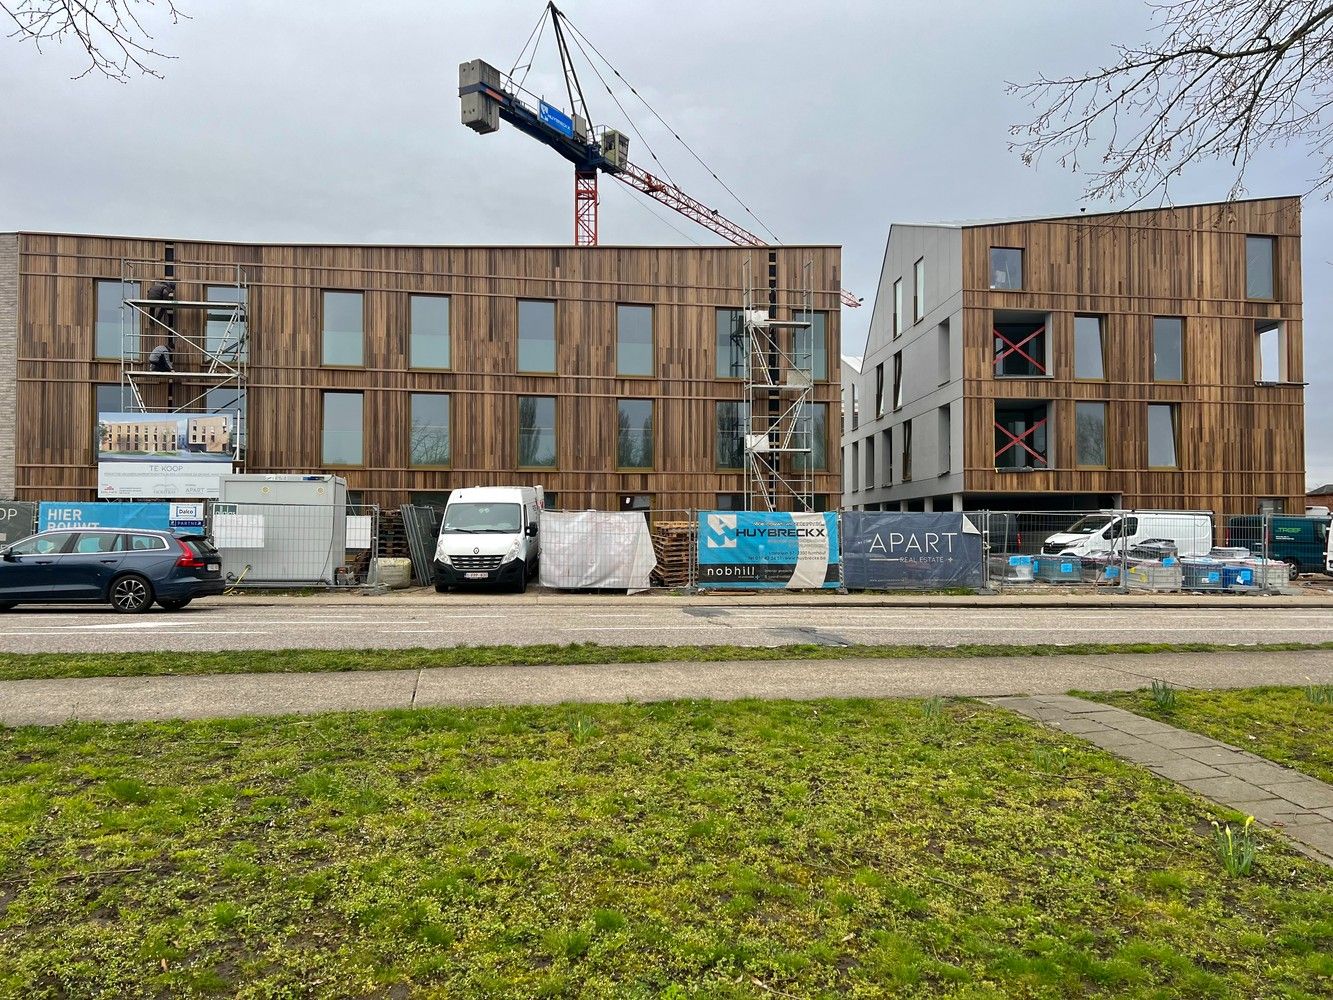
{"left": 508, "top": 5, "right": 549, "bottom": 92}
{"left": 562, "top": 16, "right": 783, "bottom": 245}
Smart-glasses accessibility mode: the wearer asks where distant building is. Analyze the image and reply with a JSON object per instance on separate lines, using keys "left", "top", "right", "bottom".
{"left": 1309, "top": 484, "right": 1333, "bottom": 513}
{"left": 841, "top": 198, "right": 1305, "bottom": 517}
{"left": 103, "top": 419, "right": 179, "bottom": 454}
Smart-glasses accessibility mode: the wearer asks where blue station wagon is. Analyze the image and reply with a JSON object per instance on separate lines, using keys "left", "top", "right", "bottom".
{"left": 0, "top": 529, "right": 224, "bottom": 613}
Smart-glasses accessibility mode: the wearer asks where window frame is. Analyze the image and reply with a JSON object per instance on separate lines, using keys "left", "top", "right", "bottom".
{"left": 517, "top": 298, "right": 558, "bottom": 374}
{"left": 1151, "top": 316, "right": 1185, "bottom": 383}
{"left": 851, "top": 440, "right": 860, "bottom": 492}
{"left": 938, "top": 404, "right": 951, "bottom": 475}
{"left": 615, "top": 398, "right": 655, "bottom": 470}
{"left": 1255, "top": 320, "right": 1286, "bottom": 384}
{"left": 988, "top": 247, "right": 1024, "bottom": 291}
{"left": 94, "top": 279, "right": 138, "bottom": 361}
{"left": 408, "top": 392, "right": 451, "bottom": 469}
{"left": 715, "top": 307, "right": 746, "bottom": 379}
{"left": 1147, "top": 403, "right": 1180, "bottom": 469}
{"left": 864, "top": 434, "right": 876, "bottom": 488}
{"left": 9, "top": 531, "right": 76, "bottom": 556}
{"left": 794, "top": 402, "right": 829, "bottom": 473}
{"left": 993, "top": 401, "right": 1051, "bottom": 471}
{"left": 849, "top": 383, "right": 859, "bottom": 431}
{"left": 893, "top": 279, "right": 904, "bottom": 338}
{"left": 993, "top": 310, "right": 1052, "bottom": 379}
{"left": 715, "top": 400, "right": 747, "bottom": 471}
{"left": 794, "top": 310, "right": 829, "bottom": 381}
{"left": 875, "top": 363, "right": 885, "bottom": 417}
{"left": 913, "top": 258, "right": 925, "bottom": 323}
{"left": 409, "top": 294, "right": 451, "bottom": 371}
{"left": 616, "top": 303, "right": 655, "bottom": 378}
{"left": 320, "top": 390, "right": 365, "bottom": 467}
{"left": 516, "top": 394, "right": 558, "bottom": 469}
{"left": 320, "top": 290, "right": 366, "bottom": 368}
{"left": 1073, "top": 314, "right": 1106, "bottom": 381}
{"left": 892, "top": 352, "right": 904, "bottom": 410}
{"left": 902, "top": 418, "right": 913, "bottom": 482}
{"left": 1074, "top": 401, "right": 1108, "bottom": 469}
{"left": 1245, "top": 235, "right": 1276, "bottom": 301}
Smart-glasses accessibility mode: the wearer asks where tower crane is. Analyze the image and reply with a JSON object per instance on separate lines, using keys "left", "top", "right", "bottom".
{"left": 459, "top": 3, "right": 861, "bottom": 307}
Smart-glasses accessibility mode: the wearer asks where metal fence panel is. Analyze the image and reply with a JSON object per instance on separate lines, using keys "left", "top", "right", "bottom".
{"left": 207, "top": 501, "right": 377, "bottom": 588}
{"left": 401, "top": 504, "right": 443, "bottom": 586}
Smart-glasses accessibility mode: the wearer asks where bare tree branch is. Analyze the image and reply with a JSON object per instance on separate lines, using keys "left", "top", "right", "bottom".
{"left": 1009, "top": 1, "right": 1333, "bottom": 202}
{"left": 2, "top": 0, "right": 187, "bottom": 82}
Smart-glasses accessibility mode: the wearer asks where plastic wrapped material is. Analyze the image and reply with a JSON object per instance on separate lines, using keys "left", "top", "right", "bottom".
{"left": 539, "top": 511, "right": 657, "bottom": 591}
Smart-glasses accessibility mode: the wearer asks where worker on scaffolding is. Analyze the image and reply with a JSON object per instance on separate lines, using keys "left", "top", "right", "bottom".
{"left": 148, "top": 341, "right": 174, "bottom": 372}
{"left": 146, "top": 279, "right": 176, "bottom": 329}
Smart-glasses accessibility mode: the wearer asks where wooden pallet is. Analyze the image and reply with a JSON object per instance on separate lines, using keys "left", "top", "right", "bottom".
{"left": 651, "top": 521, "right": 695, "bottom": 588}
{"left": 377, "top": 509, "right": 411, "bottom": 559}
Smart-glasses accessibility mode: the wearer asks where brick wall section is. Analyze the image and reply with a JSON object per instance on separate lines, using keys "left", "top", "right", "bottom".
{"left": 0, "top": 234, "right": 17, "bottom": 500}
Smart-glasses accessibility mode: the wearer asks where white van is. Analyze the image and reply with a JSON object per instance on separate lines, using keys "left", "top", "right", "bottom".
{"left": 1042, "top": 510, "right": 1213, "bottom": 559}
{"left": 433, "top": 487, "right": 543, "bottom": 593}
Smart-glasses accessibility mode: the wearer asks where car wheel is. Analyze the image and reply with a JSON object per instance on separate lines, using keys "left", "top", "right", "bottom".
{"left": 157, "top": 598, "right": 192, "bottom": 611}
{"left": 1284, "top": 558, "right": 1300, "bottom": 582}
{"left": 109, "top": 574, "right": 154, "bottom": 614}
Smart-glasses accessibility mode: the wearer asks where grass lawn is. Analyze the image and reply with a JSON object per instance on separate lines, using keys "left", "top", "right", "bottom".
{"left": 2, "top": 700, "right": 1332, "bottom": 998}
{"left": 0, "top": 640, "right": 1329, "bottom": 683}
{"left": 1090, "top": 686, "right": 1333, "bottom": 786}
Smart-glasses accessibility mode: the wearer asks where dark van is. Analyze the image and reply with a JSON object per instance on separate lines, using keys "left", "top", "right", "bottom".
{"left": 1226, "top": 515, "right": 1331, "bottom": 579}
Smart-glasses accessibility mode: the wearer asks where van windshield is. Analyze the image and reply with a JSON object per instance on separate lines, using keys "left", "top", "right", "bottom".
{"left": 443, "top": 503, "right": 522, "bottom": 534}
{"left": 1065, "top": 515, "right": 1114, "bottom": 535}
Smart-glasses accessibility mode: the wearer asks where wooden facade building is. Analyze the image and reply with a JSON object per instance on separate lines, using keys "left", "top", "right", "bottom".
{"left": 841, "top": 198, "right": 1306, "bottom": 518}
{"left": 0, "top": 235, "right": 843, "bottom": 511}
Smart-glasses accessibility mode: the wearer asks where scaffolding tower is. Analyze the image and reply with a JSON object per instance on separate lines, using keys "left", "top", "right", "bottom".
{"left": 118, "top": 258, "right": 249, "bottom": 468}
{"left": 743, "top": 257, "right": 814, "bottom": 512}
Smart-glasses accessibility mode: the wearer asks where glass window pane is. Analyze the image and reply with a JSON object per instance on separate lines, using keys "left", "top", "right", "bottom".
{"left": 794, "top": 402, "right": 827, "bottom": 471}
{"left": 1074, "top": 316, "right": 1104, "bottom": 379}
{"left": 715, "top": 493, "right": 744, "bottom": 511}
{"left": 989, "top": 248, "right": 1023, "bottom": 290}
{"left": 993, "top": 315, "right": 1048, "bottom": 377}
{"left": 1148, "top": 404, "right": 1177, "bottom": 467}
{"left": 410, "top": 295, "right": 450, "bottom": 369}
{"left": 322, "top": 291, "right": 364, "bottom": 366}
{"left": 716, "top": 401, "right": 747, "bottom": 469}
{"left": 1246, "top": 236, "right": 1274, "bottom": 299}
{"left": 913, "top": 259, "right": 925, "bottom": 322}
{"left": 938, "top": 405, "right": 951, "bottom": 473}
{"left": 1257, "top": 321, "right": 1282, "bottom": 382}
{"left": 875, "top": 363, "right": 885, "bottom": 417}
{"left": 617, "top": 305, "right": 653, "bottom": 376}
{"left": 322, "top": 392, "right": 363, "bottom": 465}
{"left": 518, "top": 300, "right": 556, "bottom": 372}
{"left": 994, "top": 403, "right": 1049, "bottom": 469}
{"left": 1075, "top": 402, "right": 1106, "bottom": 466}
{"left": 893, "top": 279, "right": 903, "bottom": 337}
{"left": 794, "top": 312, "right": 827, "bottom": 380}
{"left": 206, "top": 285, "right": 248, "bottom": 361}
{"left": 616, "top": 399, "right": 654, "bottom": 468}
{"left": 518, "top": 396, "right": 556, "bottom": 467}
{"left": 95, "top": 280, "right": 138, "bottom": 359}
{"left": 716, "top": 308, "right": 744, "bottom": 377}
{"left": 1152, "top": 317, "right": 1183, "bottom": 381}
{"left": 410, "top": 393, "right": 450, "bottom": 466}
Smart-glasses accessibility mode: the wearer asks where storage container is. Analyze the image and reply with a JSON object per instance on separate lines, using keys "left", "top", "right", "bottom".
{"left": 1034, "top": 557, "right": 1082, "bottom": 583}
{"left": 1126, "top": 562, "right": 1183, "bottom": 591}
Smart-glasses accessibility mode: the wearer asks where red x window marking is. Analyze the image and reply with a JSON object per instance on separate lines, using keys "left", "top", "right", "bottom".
{"left": 994, "top": 416, "right": 1048, "bottom": 465}
{"left": 993, "top": 325, "right": 1047, "bottom": 375}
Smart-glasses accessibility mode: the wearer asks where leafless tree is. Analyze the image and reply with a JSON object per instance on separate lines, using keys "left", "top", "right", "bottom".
{"left": 2, "top": 0, "right": 186, "bottom": 81}
{"left": 1010, "top": 1, "right": 1333, "bottom": 202}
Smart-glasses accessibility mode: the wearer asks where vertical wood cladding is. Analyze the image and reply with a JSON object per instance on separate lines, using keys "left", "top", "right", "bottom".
{"left": 960, "top": 198, "right": 1304, "bottom": 515}
{"left": 13, "top": 236, "right": 841, "bottom": 509}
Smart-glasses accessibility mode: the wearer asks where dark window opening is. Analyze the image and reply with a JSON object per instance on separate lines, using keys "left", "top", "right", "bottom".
{"left": 994, "top": 402, "right": 1050, "bottom": 469}
{"left": 993, "top": 311, "right": 1049, "bottom": 377}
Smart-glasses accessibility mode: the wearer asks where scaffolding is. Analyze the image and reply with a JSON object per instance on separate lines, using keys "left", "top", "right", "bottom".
{"left": 742, "top": 257, "right": 814, "bottom": 512}
{"left": 118, "top": 259, "right": 249, "bottom": 468}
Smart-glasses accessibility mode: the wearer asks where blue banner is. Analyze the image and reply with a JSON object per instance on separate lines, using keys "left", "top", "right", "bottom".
{"left": 697, "top": 511, "right": 839, "bottom": 589}
{"left": 842, "top": 512, "right": 984, "bottom": 590}
{"left": 539, "top": 101, "right": 574, "bottom": 138}
{"left": 39, "top": 502, "right": 172, "bottom": 533}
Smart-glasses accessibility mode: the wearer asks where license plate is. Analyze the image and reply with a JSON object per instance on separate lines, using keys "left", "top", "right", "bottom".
{"left": 206, "top": 563, "right": 220, "bottom": 572}
{"left": 464, "top": 572, "right": 488, "bottom": 580}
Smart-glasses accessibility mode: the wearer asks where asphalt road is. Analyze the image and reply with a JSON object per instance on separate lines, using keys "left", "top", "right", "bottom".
{"left": 1, "top": 602, "right": 1331, "bottom": 653}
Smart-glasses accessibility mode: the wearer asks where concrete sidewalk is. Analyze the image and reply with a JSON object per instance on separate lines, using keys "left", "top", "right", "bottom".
{"left": 3, "top": 648, "right": 1331, "bottom": 727}
{"left": 218, "top": 587, "right": 1333, "bottom": 610}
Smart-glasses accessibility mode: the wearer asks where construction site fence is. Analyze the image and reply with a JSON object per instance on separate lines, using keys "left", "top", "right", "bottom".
{"left": 203, "top": 501, "right": 380, "bottom": 589}
{"left": 541, "top": 508, "right": 698, "bottom": 591}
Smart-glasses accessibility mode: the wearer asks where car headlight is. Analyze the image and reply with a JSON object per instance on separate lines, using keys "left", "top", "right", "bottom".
{"left": 503, "top": 538, "right": 523, "bottom": 562}
{"left": 437, "top": 552, "right": 452, "bottom": 566}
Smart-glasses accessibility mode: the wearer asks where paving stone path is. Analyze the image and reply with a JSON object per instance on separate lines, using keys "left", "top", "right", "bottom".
{"left": 990, "top": 694, "right": 1333, "bottom": 866}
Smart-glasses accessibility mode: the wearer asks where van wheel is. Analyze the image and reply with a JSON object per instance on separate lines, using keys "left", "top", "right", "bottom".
{"left": 434, "top": 580, "right": 450, "bottom": 593}
{"left": 0, "top": 602, "right": 15, "bottom": 612}
{"left": 157, "top": 598, "right": 192, "bottom": 611}
{"left": 1283, "top": 558, "right": 1300, "bottom": 582}
{"left": 109, "top": 574, "right": 154, "bottom": 614}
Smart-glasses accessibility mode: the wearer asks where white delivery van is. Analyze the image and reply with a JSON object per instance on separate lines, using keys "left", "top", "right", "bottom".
{"left": 433, "top": 487, "right": 543, "bottom": 593}
{"left": 1042, "top": 510, "right": 1213, "bottom": 558}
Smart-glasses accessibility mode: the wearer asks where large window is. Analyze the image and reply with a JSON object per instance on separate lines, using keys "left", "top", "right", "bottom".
{"left": 849, "top": 383, "right": 859, "bottom": 430}
{"left": 716, "top": 401, "right": 747, "bottom": 469}
{"left": 993, "top": 311, "right": 1049, "bottom": 377}
{"left": 794, "top": 402, "right": 828, "bottom": 472}
{"left": 1075, "top": 401, "right": 1106, "bottom": 467}
{"left": 95, "top": 279, "right": 137, "bottom": 359}
{"left": 410, "top": 393, "right": 450, "bottom": 467}
{"left": 206, "top": 285, "right": 247, "bottom": 361}
{"left": 902, "top": 419, "right": 913, "bottom": 482}
{"left": 1147, "top": 403, "right": 1179, "bottom": 468}
{"left": 716, "top": 308, "right": 745, "bottom": 378}
{"left": 1256, "top": 320, "right": 1285, "bottom": 382}
{"left": 410, "top": 295, "right": 450, "bottom": 369}
{"left": 893, "top": 352, "right": 903, "bottom": 409}
{"left": 913, "top": 258, "right": 925, "bottom": 322}
{"left": 893, "top": 279, "right": 903, "bottom": 338}
{"left": 851, "top": 441, "right": 860, "bottom": 492}
{"left": 322, "top": 291, "right": 364, "bottom": 366}
{"left": 882, "top": 428, "right": 893, "bottom": 485}
{"left": 994, "top": 402, "right": 1049, "bottom": 470}
{"left": 617, "top": 304, "right": 653, "bottom": 376}
{"left": 517, "top": 395, "right": 556, "bottom": 467}
{"left": 616, "top": 399, "right": 654, "bottom": 468}
{"left": 937, "top": 320, "right": 951, "bottom": 383}
{"left": 795, "top": 311, "right": 828, "bottom": 380}
{"left": 1246, "top": 236, "right": 1275, "bottom": 300}
{"left": 864, "top": 435, "right": 875, "bottom": 488}
{"left": 715, "top": 493, "right": 745, "bottom": 512}
{"left": 938, "top": 405, "right": 951, "bottom": 474}
{"left": 1152, "top": 317, "right": 1183, "bottom": 382}
{"left": 321, "top": 391, "right": 363, "bottom": 466}
{"left": 1074, "top": 315, "right": 1105, "bottom": 380}
{"left": 518, "top": 299, "right": 556, "bottom": 372}
{"left": 989, "top": 248, "right": 1023, "bottom": 290}
{"left": 875, "top": 363, "right": 885, "bottom": 417}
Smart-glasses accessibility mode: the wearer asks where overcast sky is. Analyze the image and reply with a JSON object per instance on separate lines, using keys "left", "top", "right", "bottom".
{"left": 1, "top": 0, "right": 1327, "bottom": 488}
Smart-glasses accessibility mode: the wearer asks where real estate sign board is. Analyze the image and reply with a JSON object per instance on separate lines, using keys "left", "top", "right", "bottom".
{"left": 0, "top": 502, "right": 38, "bottom": 546}
{"left": 96, "top": 411, "right": 234, "bottom": 499}
{"left": 696, "top": 510, "right": 839, "bottom": 589}
{"left": 841, "top": 512, "right": 984, "bottom": 590}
